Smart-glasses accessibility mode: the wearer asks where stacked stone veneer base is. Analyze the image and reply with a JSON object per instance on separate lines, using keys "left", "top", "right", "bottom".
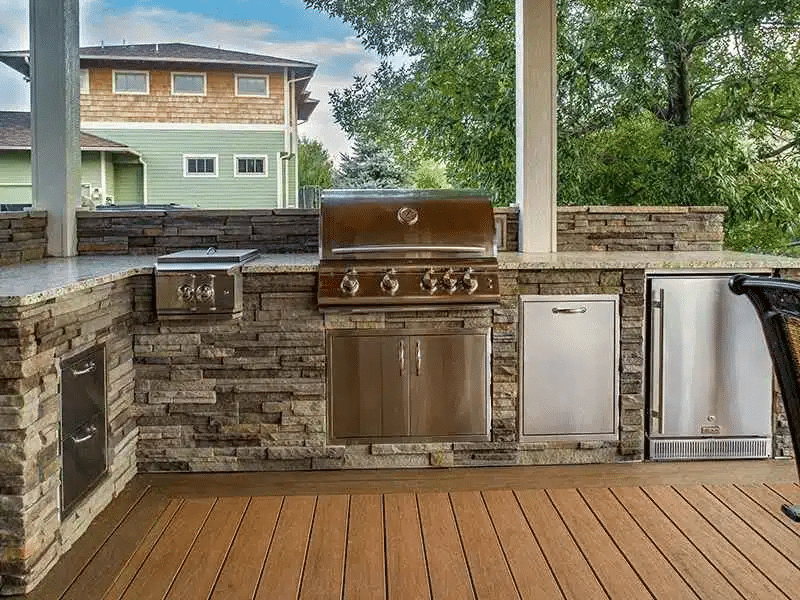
{"left": 133, "top": 268, "right": 645, "bottom": 474}
{"left": 0, "top": 211, "right": 47, "bottom": 266}
{"left": 0, "top": 280, "right": 137, "bottom": 594}
{"left": 76, "top": 205, "right": 725, "bottom": 255}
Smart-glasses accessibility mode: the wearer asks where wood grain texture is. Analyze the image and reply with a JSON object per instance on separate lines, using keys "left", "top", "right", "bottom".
{"left": 548, "top": 488, "right": 652, "bottom": 600}
{"left": 579, "top": 487, "right": 698, "bottom": 600}
{"left": 515, "top": 489, "right": 606, "bottom": 600}
{"left": 343, "top": 494, "right": 386, "bottom": 600}
{"left": 482, "top": 490, "right": 563, "bottom": 600}
{"left": 210, "top": 496, "right": 282, "bottom": 600}
{"left": 417, "top": 493, "right": 475, "bottom": 600}
{"left": 299, "top": 495, "right": 349, "bottom": 600}
{"left": 384, "top": 493, "right": 431, "bottom": 600}
{"left": 119, "top": 498, "right": 215, "bottom": 600}
{"left": 254, "top": 495, "right": 316, "bottom": 600}
{"left": 165, "top": 496, "right": 249, "bottom": 600}
{"left": 612, "top": 486, "right": 743, "bottom": 600}
{"left": 643, "top": 486, "right": 785, "bottom": 600}
{"left": 737, "top": 484, "right": 800, "bottom": 536}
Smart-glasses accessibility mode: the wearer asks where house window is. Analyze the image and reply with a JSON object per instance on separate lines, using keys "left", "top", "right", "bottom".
{"left": 113, "top": 70, "right": 149, "bottom": 94}
{"left": 172, "top": 73, "right": 206, "bottom": 96}
{"left": 79, "top": 69, "right": 89, "bottom": 94}
{"left": 236, "top": 74, "right": 269, "bottom": 97}
{"left": 183, "top": 155, "right": 218, "bottom": 177}
{"left": 234, "top": 155, "right": 268, "bottom": 177}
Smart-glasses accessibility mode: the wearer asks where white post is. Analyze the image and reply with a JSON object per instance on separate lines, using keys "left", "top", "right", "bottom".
{"left": 516, "top": 0, "right": 557, "bottom": 252}
{"left": 29, "top": 0, "right": 80, "bottom": 256}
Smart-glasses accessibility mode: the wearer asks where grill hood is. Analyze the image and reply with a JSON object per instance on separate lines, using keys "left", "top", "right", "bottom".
{"left": 319, "top": 189, "right": 496, "bottom": 261}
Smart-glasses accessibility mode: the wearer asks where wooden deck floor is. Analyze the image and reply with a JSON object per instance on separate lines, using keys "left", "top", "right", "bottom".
{"left": 15, "top": 461, "right": 800, "bottom": 600}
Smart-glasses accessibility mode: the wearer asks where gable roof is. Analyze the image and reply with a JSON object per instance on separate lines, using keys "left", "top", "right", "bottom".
{"left": 0, "top": 111, "right": 135, "bottom": 152}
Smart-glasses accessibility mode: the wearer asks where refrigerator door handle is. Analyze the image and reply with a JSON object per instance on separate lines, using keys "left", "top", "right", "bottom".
{"left": 651, "top": 287, "right": 666, "bottom": 434}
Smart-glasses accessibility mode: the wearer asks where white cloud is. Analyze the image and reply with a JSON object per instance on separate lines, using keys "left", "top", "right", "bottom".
{"left": 0, "top": 0, "right": 379, "bottom": 161}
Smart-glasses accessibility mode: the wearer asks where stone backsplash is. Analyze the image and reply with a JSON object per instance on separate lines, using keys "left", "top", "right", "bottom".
{"left": 0, "top": 279, "right": 138, "bottom": 594}
{"left": 76, "top": 205, "right": 725, "bottom": 255}
{"left": 0, "top": 211, "right": 47, "bottom": 266}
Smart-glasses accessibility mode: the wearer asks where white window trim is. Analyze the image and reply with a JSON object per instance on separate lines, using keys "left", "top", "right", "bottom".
{"left": 183, "top": 154, "right": 218, "bottom": 178}
{"left": 171, "top": 72, "right": 207, "bottom": 96}
{"left": 235, "top": 73, "right": 269, "bottom": 97}
{"left": 233, "top": 154, "right": 269, "bottom": 177}
{"left": 112, "top": 69, "right": 150, "bottom": 95}
{"left": 79, "top": 69, "right": 89, "bottom": 94}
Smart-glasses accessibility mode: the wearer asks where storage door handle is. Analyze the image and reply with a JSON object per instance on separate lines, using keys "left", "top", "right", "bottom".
{"left": 552, "top": 307, "right": 587, "bottom": 314}
{"left": 71, "top": 424, "right": 98, "bottom": 444}
{"left": 399, "top": 340, "right": 405, "bottom": 375}
{"left": 70, "top": 361, "right": 96, "bottom": 376}
{"left": 415, "top": 341, "right": 422, "bottom": 375}
{"left": 655, "top": 288, "right": 666, "bottom": 434}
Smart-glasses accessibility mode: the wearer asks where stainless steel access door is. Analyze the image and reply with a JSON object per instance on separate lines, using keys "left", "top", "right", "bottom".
{"left": 409, "top": 333, "right": 489, "bottom": 437}
{"left": 328, "top": 333, "right": 409, "bottom": 439}
{"left": 649, "top": 276, "right": 773, "bottom": 438}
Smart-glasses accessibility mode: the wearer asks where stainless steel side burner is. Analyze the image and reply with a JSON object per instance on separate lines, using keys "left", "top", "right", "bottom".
{"left": 155, "top": 247, "right": 258, "bottom": 318}
{"left": 317, "top": 189, "right": 500, "bottom": 310}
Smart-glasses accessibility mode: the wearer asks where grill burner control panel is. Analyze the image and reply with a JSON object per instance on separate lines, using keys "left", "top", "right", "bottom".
{"left": 318, "top": 263, "right": 500, "bottom": 307}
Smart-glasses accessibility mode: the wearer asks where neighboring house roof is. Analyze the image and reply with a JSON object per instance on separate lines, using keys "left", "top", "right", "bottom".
{"left": 0, "top": 111, "right": 136, "bottom": 152}
{"left": 0, "top": 43, "right": 319, "bottom": 121}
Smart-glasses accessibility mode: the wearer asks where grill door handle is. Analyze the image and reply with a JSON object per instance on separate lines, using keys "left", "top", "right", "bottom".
{"left": 415, "top": 341, "right": 422, "bottom": 375}
{"left": 70, "top": 361, "right": 96, "bottom": 376}
{"left": 71, "top": 425, "right": 98, "bottom": 444}
{"left": 552, "top": 307, "right": 587, "bottom": 314}
{"left": 399, "top": 340, "right": 405, "bottom": 375}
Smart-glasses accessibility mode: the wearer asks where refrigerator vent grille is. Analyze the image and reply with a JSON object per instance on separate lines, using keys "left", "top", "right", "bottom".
{"left": 650, "top": 437, "right": 771, "bottom": 461}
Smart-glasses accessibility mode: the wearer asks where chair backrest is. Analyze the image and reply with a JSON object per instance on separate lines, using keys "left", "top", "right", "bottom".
{"left": 730, "top": 274, "right": 800, "bottom": 478}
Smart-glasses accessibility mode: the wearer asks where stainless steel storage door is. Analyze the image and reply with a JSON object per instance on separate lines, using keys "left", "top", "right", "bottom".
{"left": 521, "top": 296, "right": 619, "bottom": 439}
{"left": 649, "top": 276, "right": 772, "bottom": 438}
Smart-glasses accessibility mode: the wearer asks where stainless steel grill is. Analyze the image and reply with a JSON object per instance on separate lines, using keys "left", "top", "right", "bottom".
{"left": 317, "top": 189, "right": 500, "bottom": 309}
{"left": 155, "top": 248, "right": 258, "bottom": 318}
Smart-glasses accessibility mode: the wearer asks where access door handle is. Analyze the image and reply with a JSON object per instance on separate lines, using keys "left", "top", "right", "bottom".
{"left": 552, "top": 307, "right": 587, "bottom": 314}
{"left": 415, "top": 341, "right": 422, "bottom": 376}
{"left": 70, "top": 361, "right": 96, "bottom": 376}
{"left": 399, "top": 340, "right": 405, "bottom": 375}
{"left": 71, "top": 424, "right": 98, "bottom": 444}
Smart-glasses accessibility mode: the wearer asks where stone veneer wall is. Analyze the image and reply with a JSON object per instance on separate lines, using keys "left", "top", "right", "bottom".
{"left": 132, "top": 267, "right": 645, "bottom": 473}
{"left": 0, "top": 211, "right": 47, "bottom": 266}
{"left": 76, "top": 205, "right": 725, "bottom": 255}
{"left": 0, "top": 279, "right": 138, "bottom": 595}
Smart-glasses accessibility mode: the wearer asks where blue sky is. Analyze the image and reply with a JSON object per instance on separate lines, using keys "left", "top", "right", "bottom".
{"left": 0, "top": 0, "right": 375, "bottom": 158}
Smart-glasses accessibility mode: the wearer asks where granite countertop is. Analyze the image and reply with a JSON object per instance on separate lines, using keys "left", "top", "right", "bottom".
{"left": 3, "top": 251, "right": 800, "bottom": 307}
{"left": 498, "top": 251, "right": 800, "bottom": 270}
{"left": 0, "top": 256, "right": 155, "bottom": 306}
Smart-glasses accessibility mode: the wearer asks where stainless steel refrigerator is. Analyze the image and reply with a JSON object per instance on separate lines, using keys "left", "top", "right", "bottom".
{"left": 647, "top": 274, "right": 773, "bottom": 460}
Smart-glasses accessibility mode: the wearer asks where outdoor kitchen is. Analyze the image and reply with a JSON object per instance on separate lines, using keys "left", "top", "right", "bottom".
{"left": 3, "top": 196, "right": 800, "bottom": 593}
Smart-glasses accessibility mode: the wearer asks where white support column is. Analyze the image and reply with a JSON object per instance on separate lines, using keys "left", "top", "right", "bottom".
{"left": 99, "top": 151, "right": 107, "bottom": 202}
{"left": 516, "top": 0, "right": 557, "bottom": 253}
{"left": 29, "top": 0, "right": 80, "bottom": 256}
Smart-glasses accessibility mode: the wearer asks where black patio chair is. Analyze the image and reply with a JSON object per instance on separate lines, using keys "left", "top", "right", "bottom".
{"left": 729, "top": 274, "right": 800, "bottom": 521}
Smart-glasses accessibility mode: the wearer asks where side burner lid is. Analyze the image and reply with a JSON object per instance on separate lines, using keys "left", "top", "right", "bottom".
{"left": 156, "top": 248, "right": 259, "bottom": 265}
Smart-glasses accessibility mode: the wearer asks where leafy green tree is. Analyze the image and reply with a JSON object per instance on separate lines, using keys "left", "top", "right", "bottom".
{"left": 335, "top": 136, "right": 409, "bottom": 188}
{"left": 298, "top": 137, "right": 335, "bottom": 189}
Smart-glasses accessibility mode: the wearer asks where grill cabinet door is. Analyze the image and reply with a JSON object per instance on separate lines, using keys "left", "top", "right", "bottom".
{"left": 329, "top": 333, "right": 409, "bottom": 439}
{"left": 409, "top": 333, "right": 488, "bottom": 437}
{"left": 62, "top": 412, "right": 107, "bottom": 515}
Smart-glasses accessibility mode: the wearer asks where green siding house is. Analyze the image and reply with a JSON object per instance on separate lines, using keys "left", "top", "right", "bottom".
{"left": 0, "top": 43, "right": 317, "bottom": 209}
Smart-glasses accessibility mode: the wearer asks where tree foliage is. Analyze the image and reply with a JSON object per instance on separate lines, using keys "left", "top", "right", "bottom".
{"left": 298, "top": 137, "right": 335, "bottom": 189}
{"left": 335, "top": 136, "right": 409, "bottom": 188}
{"left": 309, "top": 0, "right": 800, "bottom": 251}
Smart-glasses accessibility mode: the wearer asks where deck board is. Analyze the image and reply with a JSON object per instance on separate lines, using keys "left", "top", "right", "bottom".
{"left": 515, "top": 489, "right": 607, "bottom": 600}
{"left": 579, "top": 487, "right": 698, "bottom": 600}
{"left": 482, "top": 490, "right": 563, "bottom": 600}
{"left": 450, "top": 491, "right": 520, "bottom": 600}
{"left": 17, "top": 463, "right": 800, "bottom": 600}
{"left": 343, "top": 495, "right": 386, "bottom": 600}
{"left": 417, "top": 493, "right": 475, "bottom": 600}
{"left": 548, "top": 488, "right": 652, "bottom": 600}
{"left": 643, "top": 486, "right": 786, "bottom": 600}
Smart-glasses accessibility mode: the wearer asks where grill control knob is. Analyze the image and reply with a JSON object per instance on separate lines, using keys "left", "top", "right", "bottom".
{"left": 441, "top": 268, "right": 458, "bottom": 293}
{"left": 421, "top": 268, "right": 438, "bottom": 293}
{"left": 177, "top": 284, "right": 195, "bottom": 303}
{"left": 462, "top": 267, "right": 479, "bottom": 294}
{"left": 196, "top": 284, "right": 215, "bottom": 303}
{"left": 340, "top": 269, "right": 359, "bottom": 296}
{"left": 380, "top": 269, "right": 400, "bottom": 295}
